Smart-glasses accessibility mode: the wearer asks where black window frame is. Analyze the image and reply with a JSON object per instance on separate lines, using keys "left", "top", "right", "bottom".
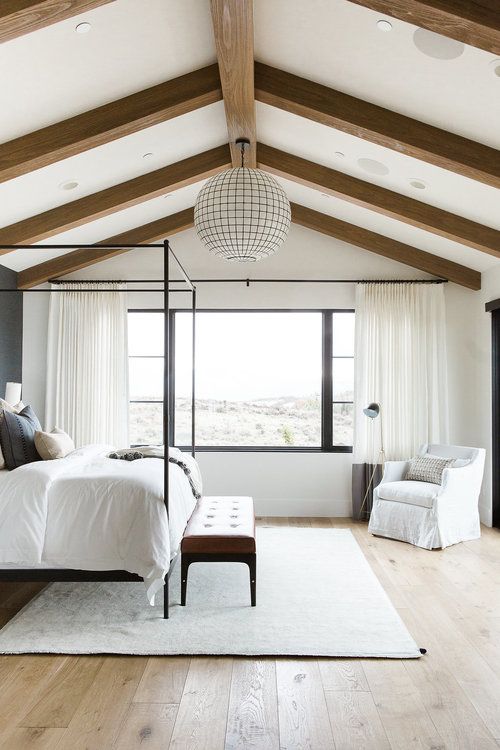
{"left": 328, "top": 312, "right": 355, "bottom": 452}
{"left": 168, "top": 308, "right": 354, "bottom": 454}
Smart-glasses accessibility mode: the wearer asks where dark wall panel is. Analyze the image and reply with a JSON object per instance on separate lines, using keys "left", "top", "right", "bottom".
{"left": 0, "top": 265, "right": 22, "bottom": 400}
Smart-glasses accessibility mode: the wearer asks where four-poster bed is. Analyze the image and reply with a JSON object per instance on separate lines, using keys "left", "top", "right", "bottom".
{"left": 0, "top": 239, "right": 197, "bottom": 619}
{"left": 0, "top": 238, "right": 449, "bottom": 623}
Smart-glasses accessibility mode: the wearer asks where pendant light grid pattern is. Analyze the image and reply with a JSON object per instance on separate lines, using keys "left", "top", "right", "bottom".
{"left": 194, "top": 167, "right": 291, "bottom": 262}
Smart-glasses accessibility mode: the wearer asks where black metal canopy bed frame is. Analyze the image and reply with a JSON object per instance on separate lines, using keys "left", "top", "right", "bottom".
{"left": 0, "top": 239, "right": 196, "bottom": 619}
{"left": 0, "top": 237, "right": 448, "bottom": 622}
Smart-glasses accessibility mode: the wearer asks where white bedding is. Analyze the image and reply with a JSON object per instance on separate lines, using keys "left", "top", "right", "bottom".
{"left": 0, "top": 445, "right": 199, "bottom": 603}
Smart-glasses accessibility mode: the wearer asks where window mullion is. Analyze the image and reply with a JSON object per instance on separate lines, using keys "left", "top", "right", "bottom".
{"left": 322, "top": 312, "right": 333, "bottom": 450}
{"left": 168, "top": 311, "right": 175, "bottom": 447}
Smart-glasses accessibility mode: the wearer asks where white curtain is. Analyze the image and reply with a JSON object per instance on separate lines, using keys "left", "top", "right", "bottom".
{"left": 353, "top": 282, "right": 449, "bottom": 465}
{"left": 45, "top": 283, "right": 129, "bottom": 448}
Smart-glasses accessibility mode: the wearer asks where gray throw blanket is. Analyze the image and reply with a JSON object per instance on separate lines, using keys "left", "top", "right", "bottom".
{"left": 108, "top": 447, "right": 201, "bottom": 500}
{"left": 167, "top": 455, "right": 201, "bottom": 500}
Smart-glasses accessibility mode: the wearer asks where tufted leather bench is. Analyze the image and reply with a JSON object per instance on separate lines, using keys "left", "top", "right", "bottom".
{"left": 180, "top": 496, "right": 256, "bottom": 607}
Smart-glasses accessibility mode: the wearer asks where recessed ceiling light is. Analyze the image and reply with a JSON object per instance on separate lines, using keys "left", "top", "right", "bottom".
{"left": 142, "top": 152, "right": 154, "bottom": 159}
{"left": 377, "top": 19, "right": 392, "bottom": 32}
{"left": 413, "top": 28, "right": 464, "bottom": 59}
{"left": 489, "top": 58, "right": 500, "bottom": 77}
{"left": 75, "top": 22, "right": 91, "bottom": 34}
{"left": 357, "top": 158, "right": 390, "bottom": 176}
{"left": 334, "top": 151, "right": 345, "bottom": 158}
{"left": 409, "top": 178, "right": 428, "bottom": 190}
{"left": 59, "top": 179, "right": 79, "bottom": 191}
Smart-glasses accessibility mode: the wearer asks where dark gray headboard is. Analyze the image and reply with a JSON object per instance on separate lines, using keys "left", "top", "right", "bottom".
{"left": 0, "top": 265, "right": 22, "bottom": 399}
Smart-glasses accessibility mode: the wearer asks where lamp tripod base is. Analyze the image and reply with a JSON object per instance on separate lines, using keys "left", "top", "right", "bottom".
{"left": 358, "top": 449, "right": 385, "bottom": 522}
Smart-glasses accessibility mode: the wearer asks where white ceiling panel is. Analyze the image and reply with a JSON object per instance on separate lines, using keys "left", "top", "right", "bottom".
{"left": 255, "top": 0, "right": 500, "bottom": 148}
{"left": 67, "top": 246, "right": 166, "bottom": 281}
{"left": 170, "top": 224, "right": 433, "bottom": 280}
{"left": 0, "top": 103, "right": 227, "bottom": 227}
{"left": 273, "top": 176, "right": 495, "bottom": 273}
{"left": 0, "top": 180, "right": 205, "bottom": 272}
{"left": 0, "top": 0, "right": 216, "bottom": 142}
{"left": 65, "top": 223, "right": 433, "bottom": 282}
{"left": 0, "top": 0, "right": 496, "bottom": 286}
{"left": 257, "top": 103, "right": 500, "bottom": 230}
{"left": 2, "top": 170, "right": 493, "bottom": 276}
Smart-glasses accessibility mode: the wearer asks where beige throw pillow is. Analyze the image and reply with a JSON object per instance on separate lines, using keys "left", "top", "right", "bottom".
{"left": 0, "top": 399, "right": 25, "bottom": 470}
{"left": 34, "top": 427, "right": 75, "bottom": 460}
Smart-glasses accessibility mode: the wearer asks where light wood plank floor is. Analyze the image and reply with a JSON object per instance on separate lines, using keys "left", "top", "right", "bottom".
{"left": 0, "top": 517, "right": 499, "bottom": 749}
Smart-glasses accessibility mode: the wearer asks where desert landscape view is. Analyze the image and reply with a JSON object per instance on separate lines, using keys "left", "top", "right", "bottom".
{"left": 130, "top": 394, "right": 353, "bottom": 447}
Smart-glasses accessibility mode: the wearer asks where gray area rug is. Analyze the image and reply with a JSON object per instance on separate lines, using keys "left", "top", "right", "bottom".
{"left": 0, "top": 528, "right": 421, "bottom": 657}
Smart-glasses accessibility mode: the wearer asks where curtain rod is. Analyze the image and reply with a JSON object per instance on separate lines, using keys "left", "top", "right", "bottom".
{"left": 0, "top": 289, "right": 165, "bottom": 293}
{"left": 0, "top": 243, "right": 165, "bottom": 250}
{"left": 48, "top": 279, "right": 166, "bottom": 284}
{"left": 45, "top": 277, "right": 446, "bottom": 285}
{"left": 0, "top": 279, "right": 447, "bottom": 292}
{"left": 189, "top": 278, "right": 447, "bottom": 285}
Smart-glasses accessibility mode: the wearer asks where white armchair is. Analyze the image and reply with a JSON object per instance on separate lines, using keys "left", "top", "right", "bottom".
{"left": 368, "top": 443, "right": 486, "bottom": 549}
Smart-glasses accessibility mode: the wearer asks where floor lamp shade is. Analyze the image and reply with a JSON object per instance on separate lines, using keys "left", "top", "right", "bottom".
{"left": 5, "top": 382, "right": 22, "bottom": 406}
{"left": 363, "top": 402, "right": 380, "bottom": 419}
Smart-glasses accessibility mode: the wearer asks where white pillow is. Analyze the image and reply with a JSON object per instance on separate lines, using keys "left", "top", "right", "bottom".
{"left": 0, "top": 398, "right": 24, "bottom": 412}
{"left": 0, "top": 399, "right": 25, "bottom": 469}
{"left": 34, "top": 427, "right": 75, "bottom": 460}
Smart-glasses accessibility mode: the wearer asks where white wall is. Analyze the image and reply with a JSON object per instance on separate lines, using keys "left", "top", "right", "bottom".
{"left": 21, "top": 225, "right": 491, "bottom": 519}
{"left": 21, "top": 291, "right": 49, "bottom": 418}
{"left": 444, "top": 283, "right": 490, "bottom": 522}
{"left": 468, "top": 264, "right": 500, "bottom": 526}
{"left": 197, "top": 452, "right": 352, "bottom": 517}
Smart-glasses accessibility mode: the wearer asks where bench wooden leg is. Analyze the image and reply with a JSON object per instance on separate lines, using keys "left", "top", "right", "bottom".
{"left": 248, "top": 553, "right": 256, "bottom": 606}
{"left": 180, "top": 552, "right": 256, "bottom": 607}
{"left": 181, "top": 556, "right": 190, "bottom": 606}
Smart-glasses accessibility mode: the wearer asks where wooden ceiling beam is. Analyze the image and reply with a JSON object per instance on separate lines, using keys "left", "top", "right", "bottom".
{"left": 0, "top": 65, "right": 222, "bottom": 183}
{"left": 291, "top": 203, "right": 480, "bottom": 290}
{"left": 257, "top": 144, "right": 500, "bottom": 258}
{"left": 255, "top": 63, "right": 500, "bottom": 189}
{"left": 0, "top": 0, "right": 114, "bottom": 44}
{"left": 0, "top": 145, "right": 230, "bottom": 246}
{"left": 17, "top": 208, "right": 195, "bottom": 289}
{"left": 17, "top": 202, "right": 480, "bottom": 290}
{"left": 4, "top": 59, "right": 496, "bottom": 189}
{"left": 347, "top": 0, "right": 500, "bottom": 56}
{"left": 210, "top": 0, "right": 256, "bottom": 167}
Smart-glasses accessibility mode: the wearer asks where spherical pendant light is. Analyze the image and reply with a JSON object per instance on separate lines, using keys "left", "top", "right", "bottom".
{"left": 194, "top": 140, "right": 291, "bottom": 262}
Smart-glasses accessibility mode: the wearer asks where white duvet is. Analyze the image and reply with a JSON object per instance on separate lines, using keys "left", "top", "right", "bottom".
{"left": 0, "top": 445, "right": 199, "bottom": 603}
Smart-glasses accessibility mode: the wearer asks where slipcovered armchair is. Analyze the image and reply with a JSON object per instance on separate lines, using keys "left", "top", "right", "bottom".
{"left": 368, "top": 444, "right": 486, "bottom": 549}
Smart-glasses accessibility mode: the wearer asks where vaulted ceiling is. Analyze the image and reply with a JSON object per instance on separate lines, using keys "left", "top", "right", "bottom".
{"left": 0, "top": 0, "right": 498, "bottom": 290}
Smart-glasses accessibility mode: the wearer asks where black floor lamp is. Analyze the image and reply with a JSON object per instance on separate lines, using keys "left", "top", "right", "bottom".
{"left": 358, "top": 402, "right": 385, "bottom": 521}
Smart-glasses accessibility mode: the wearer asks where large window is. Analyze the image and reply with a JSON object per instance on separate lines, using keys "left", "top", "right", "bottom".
{"left": 128, "top": 310, "right": 355, "bottom": 450}
{"left": 174, "top": 311, "right": 323, "bottom": 448}
{"left": 173, "top": 310, "right": 355, "bottom": 451}
{"left": 128, "top": 311, "right": 164, "bottom": 445}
